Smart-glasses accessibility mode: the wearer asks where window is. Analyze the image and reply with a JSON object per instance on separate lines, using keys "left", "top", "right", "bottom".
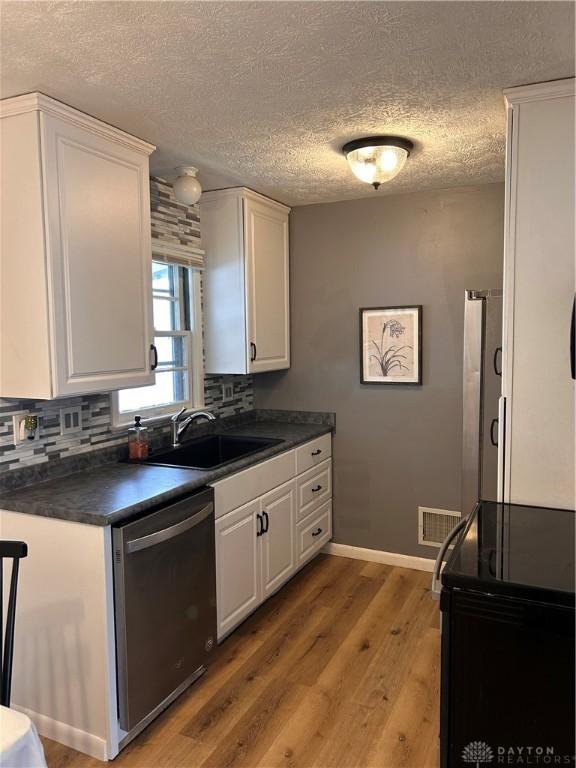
{"left": 112, "top": 260, "right": 204, "bottom": 425}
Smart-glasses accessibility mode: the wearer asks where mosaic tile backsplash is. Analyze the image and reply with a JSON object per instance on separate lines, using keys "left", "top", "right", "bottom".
{"left": 150, "top": 176, "right": 202, "bottom": 250}
{"left": 0, "top": 177, "right": 254, "bottom": 475}
{"left": 0, "top": 375, "right": 253, "bottom": 475}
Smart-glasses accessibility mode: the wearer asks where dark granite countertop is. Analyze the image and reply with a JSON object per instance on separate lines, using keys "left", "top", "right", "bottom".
{"left": 0, "top": 416, "right": 334, "bottom": 526}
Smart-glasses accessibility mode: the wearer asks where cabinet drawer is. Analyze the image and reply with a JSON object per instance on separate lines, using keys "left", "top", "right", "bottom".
{"left": 296, "top": 501, "right": 332, "bottom": 564}
{"left": 297, "top": 458, "right": 332, "bottom": 522}
{"left": 211, "top": 449, "right": 295, "bottom": 518}
{"left": 295, "top": 433, "right": 332, "bottom": 475}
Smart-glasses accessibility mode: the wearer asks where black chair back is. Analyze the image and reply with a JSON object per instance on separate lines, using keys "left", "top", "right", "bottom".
{"left": 1, "top": 540, "right": 28, "bottom": 707}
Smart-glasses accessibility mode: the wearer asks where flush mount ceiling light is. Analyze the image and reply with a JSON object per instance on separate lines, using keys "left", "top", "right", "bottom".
{"left": 173, "top": 166, "right": 202, "bottom": 205}
{"left": 342, "top": 136, "right": 414, "bottom": 190}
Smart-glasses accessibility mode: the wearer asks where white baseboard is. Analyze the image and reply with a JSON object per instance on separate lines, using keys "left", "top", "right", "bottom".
{"left": 323, "top": 542, "right": 435, "bottom": 572}
{"left": 14, "top": 704, "right": 109, "bottom": 761}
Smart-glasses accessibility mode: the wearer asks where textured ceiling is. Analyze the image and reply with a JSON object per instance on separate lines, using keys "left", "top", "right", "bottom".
{"left": 1, "top": 1, "right": 574, "bottom": 206}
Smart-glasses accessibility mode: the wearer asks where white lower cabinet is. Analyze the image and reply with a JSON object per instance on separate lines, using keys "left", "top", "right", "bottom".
{"left": 214, "top": 482, "right": 297, "bottom": 640}
{"left": 212, "top": 435, "right": 333, "bottom": 640}
{"left": 260, "top": 480, "right": 296, "bottom": 599}
{"left": 215, "top": 499, "right": 262, "bottom": 639}
{"left": 295, "top": 433, "right": 332, "bottom": 474}
{"left": 297, "top": 459, "right": 332, "bottom": 521}
{"left": 296, "top": 501, "right": 332, "bottom": 565}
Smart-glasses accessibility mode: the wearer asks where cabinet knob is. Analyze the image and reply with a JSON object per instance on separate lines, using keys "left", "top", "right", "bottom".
{"left": 311, "top": 528, "right": 323, "bottom": 537}
{"left": 311, "top": 485, "right": 322, "bottom": 493}
{"left": 311, "top": 449, "right": 322, "bottom": 456}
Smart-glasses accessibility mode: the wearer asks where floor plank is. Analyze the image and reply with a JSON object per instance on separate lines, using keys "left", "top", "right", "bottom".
{"left": 41, "top": 555, "right": 440, "bottom": 768}
{"left": 308, "top": 572, "right": 437, "bottom": 768}
{"left": 365, "top": 628, "right": 441, "bottom": 768}
{"left": 200, "top": 678, "right": 306, "bottom": 768}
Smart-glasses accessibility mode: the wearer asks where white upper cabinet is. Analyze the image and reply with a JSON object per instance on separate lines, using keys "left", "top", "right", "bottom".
{"left": 500, "top": 79, "right": 575, "bottom": 510}
{"left": 0, "top": 93, "right": 156, "bottom": 399}
{"left": 200, "top": 187, "right": 290, "bottom": 374}
{"left": 244, "top": 194, "right": 291, "bottom": 373}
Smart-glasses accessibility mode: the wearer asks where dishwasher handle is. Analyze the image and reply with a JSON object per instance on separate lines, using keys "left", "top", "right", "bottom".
{"left": 126, "top": 502, "right": 213, "bottom": 554}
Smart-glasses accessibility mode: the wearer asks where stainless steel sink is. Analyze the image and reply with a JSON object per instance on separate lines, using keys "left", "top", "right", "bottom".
{"left": 142, "top": 434, "right": 283, "bottom": 470}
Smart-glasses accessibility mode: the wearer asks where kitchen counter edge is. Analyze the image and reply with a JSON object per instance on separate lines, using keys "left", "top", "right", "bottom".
{"left": 0, "top": 422, "right": 333, "bottom": 527}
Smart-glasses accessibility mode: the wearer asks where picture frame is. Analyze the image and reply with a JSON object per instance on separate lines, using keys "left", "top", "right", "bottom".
{"left": 360, "top": 305, "right": 422, "bottom": 385}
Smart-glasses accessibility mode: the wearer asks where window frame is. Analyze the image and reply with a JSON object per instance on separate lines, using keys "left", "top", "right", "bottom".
{"left": 111, "top": 265, "right": 204, "bottom": 428}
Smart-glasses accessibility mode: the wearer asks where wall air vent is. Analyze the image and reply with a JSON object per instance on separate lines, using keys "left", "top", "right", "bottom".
{"left": 418, "top": 507, "right": 461, "bottom": 548}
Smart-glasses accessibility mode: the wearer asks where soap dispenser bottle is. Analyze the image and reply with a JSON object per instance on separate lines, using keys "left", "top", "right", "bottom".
{"left": 128, "top": 415, "right": 149, "bottom": 460}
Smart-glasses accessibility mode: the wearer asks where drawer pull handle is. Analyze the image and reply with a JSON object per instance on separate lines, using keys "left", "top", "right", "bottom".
{"left": 311, "top": 485, "right": 322, "bottom": 493}
{"left": 311, "top": 449, "right": 322, "bottom": 456}
{"left": 311, "top": 528, "right": 323, "bottom": 537}
{"left": 256, "top": 513, "right": 263, "bottom": 537}
{"left": 262, "top": 510, "right": 270, "bottom": 533}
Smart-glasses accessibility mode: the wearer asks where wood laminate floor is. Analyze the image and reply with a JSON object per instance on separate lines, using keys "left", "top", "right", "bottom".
{"left": 43, "top": 555, "right": 441, "bottom": 768}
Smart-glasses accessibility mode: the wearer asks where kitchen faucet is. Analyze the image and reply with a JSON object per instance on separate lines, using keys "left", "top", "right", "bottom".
{"left": 171, "top": 408, "right": 216, "bottom": 447}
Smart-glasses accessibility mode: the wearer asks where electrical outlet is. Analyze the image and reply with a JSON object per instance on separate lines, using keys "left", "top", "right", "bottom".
{"left": 60, "top": 406, "right": 82, "bottom": 435}
{"left": 222, "top": 382, "right": 234, "bottom": 403}
{"left": 12, "top": 412, "right": 40, "bottom": 444}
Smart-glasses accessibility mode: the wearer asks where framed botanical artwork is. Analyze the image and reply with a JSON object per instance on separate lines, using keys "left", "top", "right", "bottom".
{"left": 360, "top": 305, "right": 422, "bottom": 385}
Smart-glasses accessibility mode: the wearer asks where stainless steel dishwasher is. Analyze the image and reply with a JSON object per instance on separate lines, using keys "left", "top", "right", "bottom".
{"left": 112, "top": 486, "right": 216, "bottom": 742}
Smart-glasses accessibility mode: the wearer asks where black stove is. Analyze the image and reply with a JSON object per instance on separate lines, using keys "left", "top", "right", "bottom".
{"left": 440, "top": 501, "right": 575, "bottom": 767}
{"left": 443, "top": 500, "right": 575, "bottom": 607}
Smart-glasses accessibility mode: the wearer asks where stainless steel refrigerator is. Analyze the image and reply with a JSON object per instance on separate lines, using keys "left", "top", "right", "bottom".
{"left": 437, "top": 290, "right": 575, "bottom": 765}
{"left": 461, "top": 288, "right": 503, "bottom": 514}
{"left": 432, "top": 289, "right": 502, "bottom": 594}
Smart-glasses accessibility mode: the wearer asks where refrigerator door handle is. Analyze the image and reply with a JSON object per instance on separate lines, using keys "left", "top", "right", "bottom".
{"left": 490, "top": 418, "right": 499, "bottom": 447}
{"left": 493, "top": 346, "right": 502, "bottom": 376}
{"left": 570, "top": 296, "right": 575, "bottom": 380}
{"left": 431, "top": 516, "right": 469, "bottom": 600}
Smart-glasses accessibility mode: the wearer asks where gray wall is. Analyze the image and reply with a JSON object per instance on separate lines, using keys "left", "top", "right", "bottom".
{"left": 254, "top": 184, "right": 505, "bottom": 558}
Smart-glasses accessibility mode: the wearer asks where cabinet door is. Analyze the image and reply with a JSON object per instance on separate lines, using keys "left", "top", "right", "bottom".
{"left": 42, "top": 114, "right": 154, "bottom": 396}
{"left": 244, "top": 196, "right": 290, "bottom": 373}
{"left": 215, "top": 499, "right": 261, "bottom": 640}
{"left": 502, "top": 88, "right": 575, "bottom": 509}
{"left": 201, "top": 192, "right": 247, "bottom": 375}
{"left": 260, "top": 480, "right": 296, "bottom": 599}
